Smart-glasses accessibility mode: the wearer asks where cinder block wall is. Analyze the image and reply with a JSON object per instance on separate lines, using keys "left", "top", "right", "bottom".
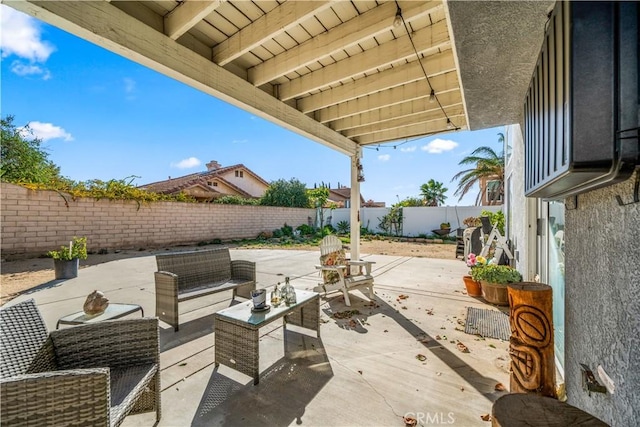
{"left": 1, "top": 183, "right": 314, "bottom": 258}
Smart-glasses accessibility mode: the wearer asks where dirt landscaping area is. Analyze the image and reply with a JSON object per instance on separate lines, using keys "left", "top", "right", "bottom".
{"left": 1, "top": 239, "right": 457, "bottom": 304}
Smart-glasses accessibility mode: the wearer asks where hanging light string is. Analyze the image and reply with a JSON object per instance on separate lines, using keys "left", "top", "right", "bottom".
{"left": 363, "top": 127, "right": 455, "bottom": 151}
{"left": 394, "top": 1, "right": 459, "bottom": 130}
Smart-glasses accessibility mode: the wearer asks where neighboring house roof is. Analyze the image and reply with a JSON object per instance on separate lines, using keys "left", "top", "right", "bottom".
{"left": 140, "top": 162, "right": 267, "bottom": 199}
{"left": 327, "top": 187, "right": 366, "bottom": 204}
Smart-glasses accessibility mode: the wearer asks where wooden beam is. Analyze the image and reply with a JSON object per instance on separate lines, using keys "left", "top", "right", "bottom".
{"left": 280, "top": 19, "right": 450, "bottom": 101}
{"left": 212, "top": 1, "right": 333, "bottom": 66}
{"left": 6, "top": 0, "right": 357, "bottom": 155}
{"left": 318, "top": 71, "right": 460, "bottom": 123}
{"left": 341, "top": 105, "right": 466, "bottom": 138}
{"left": 248, "top": 0, "right": 443, "bottom": 86}
{"left": 298, "top": 50, "right": 455, "bottom": 113}
{"left": 355, "top": 115, "right": 467, "bottom": 145}
{"left": 330, "top": 90, "right": 463, "bottom": 130}
{"left": 164, "top": 0, "right": 225, "bottom": 41}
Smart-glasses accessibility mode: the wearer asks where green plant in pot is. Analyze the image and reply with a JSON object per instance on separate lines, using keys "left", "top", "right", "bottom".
{"left": 440, "top": 222, "right": 451, "bottom": 230}
{"left": 473, "top": 264, "right": 523, "bottom": 306}
{"left": 48, "top": 236, "right": 87, "bottom": 279}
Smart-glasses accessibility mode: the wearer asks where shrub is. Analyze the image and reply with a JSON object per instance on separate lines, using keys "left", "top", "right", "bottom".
{"left": 47, "top": 237, "right": 87, "bottom": 260}
{"left": 336, "top": 220, "right": 350, "bottom": 234}
{"left": 473, "top": 264, "right": 522, "bottom": 285}
{"left": 296, "top": 224, "right": 314, "bottom": 236}
{"left": 481, "top": 210, "right": 505, "bottom": 235}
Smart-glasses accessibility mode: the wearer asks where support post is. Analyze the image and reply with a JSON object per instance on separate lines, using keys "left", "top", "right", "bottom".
{"left": 350, "top": 148, "right": 361, "bottom": 261}
{"left": 507, "top": 282, "right": 556, "bottom": 397}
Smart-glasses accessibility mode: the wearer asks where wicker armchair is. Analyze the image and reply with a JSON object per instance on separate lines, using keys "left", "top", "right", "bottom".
{"left": 0, "top": 299, "right": 161, "bottom": 427}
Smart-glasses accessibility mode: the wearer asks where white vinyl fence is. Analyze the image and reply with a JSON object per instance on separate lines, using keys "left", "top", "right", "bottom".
{"left": 326, "top": 205, "right": 502, "bottom": 237}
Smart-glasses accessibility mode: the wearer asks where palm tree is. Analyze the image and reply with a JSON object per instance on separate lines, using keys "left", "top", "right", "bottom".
{"left": 420, "top": 179, "right": 448, "bottom": 206}
{"left": 452, "top": 133, "right": 505, "bottom": 205}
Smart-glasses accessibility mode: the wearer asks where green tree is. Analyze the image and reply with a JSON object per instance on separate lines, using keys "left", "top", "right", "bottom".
{"left": 0, "top": 115, "right": 64, "bottom": 184}
{"left": 398, "top": 197, "right": 424, "bottom": 207}
{"left": 260, "top": 178, "right": 310, "bottom": 208}
{"left": 307, "top": 186, "right": 330, "bottom": 227}
{"left": 420, "top": 179, "right": 448, "bottom": 206}
{"left": 451, "top": 133, "right": 505, "bottom": 205}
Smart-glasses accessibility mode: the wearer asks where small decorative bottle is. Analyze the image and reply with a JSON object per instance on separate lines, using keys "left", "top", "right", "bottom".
{"left": 284, "top": 276, "right": 297, "bottom": 305}
{"left": 271, "top": 283, "right": 281, "bottom": 306}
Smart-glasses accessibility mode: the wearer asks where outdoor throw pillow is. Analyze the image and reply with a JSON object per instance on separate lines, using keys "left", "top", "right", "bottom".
{"left": 320, "top": 250, "right": 348, "bottom": 284}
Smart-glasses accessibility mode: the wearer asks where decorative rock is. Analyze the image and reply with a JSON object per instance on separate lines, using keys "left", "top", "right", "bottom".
{"left": 83, "top": 290, "right": 109, "bottom": 315}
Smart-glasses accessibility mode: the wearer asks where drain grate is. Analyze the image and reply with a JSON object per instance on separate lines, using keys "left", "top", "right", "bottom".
{"left": 464, "top": 307, "right": 511, "bottom": 341}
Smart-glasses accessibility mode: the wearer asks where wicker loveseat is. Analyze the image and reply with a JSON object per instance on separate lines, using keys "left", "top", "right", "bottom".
{"left": 155, "top": 247, "right": 256, "bottom": 331}
{"left": 0, "top": 299, "right": 161, "bottom": 427}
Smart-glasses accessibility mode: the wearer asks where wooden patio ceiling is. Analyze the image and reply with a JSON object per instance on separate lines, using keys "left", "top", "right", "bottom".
{"left": 4, "top": 0, "right": 466, "bottom": 156}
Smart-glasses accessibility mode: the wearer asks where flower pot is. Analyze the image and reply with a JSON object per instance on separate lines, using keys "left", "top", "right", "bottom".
{"left": 480, "top": 280, "right": 509, "bottom": 306}
{"left": 463, "top": 275, "right": 483, "bottom": 297}
{"left": 54, "top": 258, "right": 79, "bottom": 279}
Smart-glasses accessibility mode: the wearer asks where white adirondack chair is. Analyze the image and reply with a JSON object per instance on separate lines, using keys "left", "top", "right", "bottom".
{"left": 313, "top": 235, "right": 375, "bottom": 306}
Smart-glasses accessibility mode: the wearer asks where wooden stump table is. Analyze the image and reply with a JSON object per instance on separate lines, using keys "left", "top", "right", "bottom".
{"left": 507, "top": 282, "right": 556, "bottom": 397}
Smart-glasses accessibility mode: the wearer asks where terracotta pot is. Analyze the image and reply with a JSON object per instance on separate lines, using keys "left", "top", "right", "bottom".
{"left": 463, "top": 275, "right": 483, "bottom": 297}
{"left": 480, "top": 280, "right": 509, "bottom": 306}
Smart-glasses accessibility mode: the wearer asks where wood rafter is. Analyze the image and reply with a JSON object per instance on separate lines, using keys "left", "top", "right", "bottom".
{"left": 355, "top": 115, "right": 467, "bottom": 145}
{"left": 299, "top": 50, "right": 455, "bottom": 114}
{"left": 330, "top": 90, "right": 463, "bottom": 131}
{"left": 317, "top": 71, "right": 460, "bottom": 123}
{"left": 341, "top": 105, "right": 465, "bottom": 138}
{"left": 280, "top": 19, "right": 450, "bottom": 101}
{"left": 164, "top": 0, "right": 225, "bottom": 40}
{"left": 212, "top": 1, "right": 334, "bottom": 66}
{"left": 248, "top": 0, "right": 443, "bottom": 86}
{"left": 6, "top": 0, "right": 357, "bottom": 155}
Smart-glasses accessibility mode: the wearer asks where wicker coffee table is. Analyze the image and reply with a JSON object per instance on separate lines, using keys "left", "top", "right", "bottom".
{"left": 56, "top": 303, "right": 144, "bottom": 329}
{"left": 214, "top": 289, "right": 320, "bottom": 385}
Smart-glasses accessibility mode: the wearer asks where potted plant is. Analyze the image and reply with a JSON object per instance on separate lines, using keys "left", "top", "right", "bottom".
{"left": 473, "top": 264, "right": 523, "bottom": 305}
{"left": 440, "top": 222, "right": 451, "bottom": 230}
{"left": 464, "top": 253, "right": 485, "bottom": 297}
{"left": 47, "top": 236, "right": 87, "bottom": 279}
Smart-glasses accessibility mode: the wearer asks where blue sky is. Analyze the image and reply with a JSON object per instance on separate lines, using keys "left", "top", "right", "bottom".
{"left": 0, "top": 5, "right": 504, "bottom": 206}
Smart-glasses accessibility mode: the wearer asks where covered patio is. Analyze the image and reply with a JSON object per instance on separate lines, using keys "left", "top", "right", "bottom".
{"left": 8, "top": 248, "right": 510, "bottom": 426}
{"left": 2, "top": 0, "right": 550, "bottom": 260}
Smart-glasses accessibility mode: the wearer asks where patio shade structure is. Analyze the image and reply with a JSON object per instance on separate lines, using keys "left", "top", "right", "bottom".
{"left": 2, "top": 0, "right": 552, "bottom": 258}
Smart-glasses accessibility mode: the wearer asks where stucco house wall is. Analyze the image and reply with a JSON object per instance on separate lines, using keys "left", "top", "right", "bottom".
{"left": 219, "top": 168, "right": 268, "bottom": 197}
{"left": 504, "top": 124, "right": 535, "bottom": 279}
{"left": 564, "top": 171, "right": 640, "bottom": 424}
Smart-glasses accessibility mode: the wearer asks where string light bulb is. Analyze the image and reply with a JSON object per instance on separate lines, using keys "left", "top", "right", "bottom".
{"left": 393, "top": 6, "right": 402, "bottom": 28}
{"left": 429, "top": 89, "right": 436, "bottom": 103}
{"left": 446, "top": 118, "right": 455, "bottom": 130}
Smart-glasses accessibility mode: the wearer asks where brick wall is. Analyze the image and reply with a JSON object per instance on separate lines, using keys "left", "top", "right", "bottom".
{"left": 1, "top": 183, "right": 315, "bottom": 258}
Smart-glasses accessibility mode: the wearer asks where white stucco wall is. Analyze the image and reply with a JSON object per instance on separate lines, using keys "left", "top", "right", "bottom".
{"left": 504, "top": 124, "right": 536, "bottom": 279}
{"left": 328, "top": 206, "right": 501, "bottom": 236}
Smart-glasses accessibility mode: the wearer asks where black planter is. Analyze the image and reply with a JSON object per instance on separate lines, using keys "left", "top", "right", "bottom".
{"left": 53, "top": 258, "right": 79, "bottom": 279}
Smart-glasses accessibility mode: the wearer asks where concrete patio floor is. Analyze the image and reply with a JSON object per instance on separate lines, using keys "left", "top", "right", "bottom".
{"left": 7, "top": 248, "right": 511, "bottom": 426}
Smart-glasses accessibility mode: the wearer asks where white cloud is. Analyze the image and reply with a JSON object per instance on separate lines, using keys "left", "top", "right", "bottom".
{"left": 400, "top": 146, "right": 417, "bottom": 153}
{"left": 232, "top": 139, "right": 248, "bottom": 144}
{"left": 378, "top": 154, "right": 391, "bottom": 161}
{"left": 10, "top": 61, "right": 51, "bottom": 79}
{"left": 421, "top": 138, "right": 459, "bottom": 154}
{"left": 123, "top": 77, "right": 136, "bottom": 93}
{"left": 1, "top": 5, "right": 54, "bottom": 79}
{"left": 19, "top": 121, "right": 73, "bottom": 142}
{"left": 171, "top": 157, "right": 201, "bottom": 169}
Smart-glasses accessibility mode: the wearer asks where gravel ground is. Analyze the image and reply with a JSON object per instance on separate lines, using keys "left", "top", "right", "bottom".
{"left": 1, "top": 239, "right": 457, "bottom": 304}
